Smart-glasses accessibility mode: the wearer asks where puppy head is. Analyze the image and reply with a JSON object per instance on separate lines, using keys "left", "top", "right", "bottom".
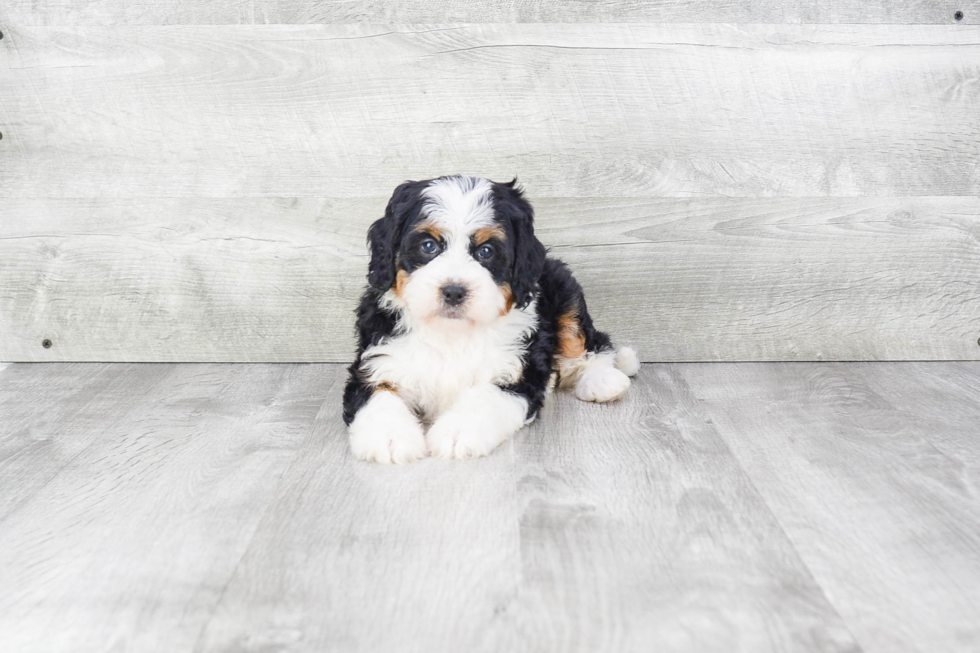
{"left": 367, "top": 175, "right": 546, "bottom": 328}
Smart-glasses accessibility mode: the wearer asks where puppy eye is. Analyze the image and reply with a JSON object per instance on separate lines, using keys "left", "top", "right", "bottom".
{"left": 476, "top": 244, "right": 494, "bottom": 260}
{"left": 420, "top": 239, "right": 439, "bottom": 255}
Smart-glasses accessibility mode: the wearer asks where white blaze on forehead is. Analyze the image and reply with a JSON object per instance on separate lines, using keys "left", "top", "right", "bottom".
{"left": 396, "top": 175, "right": 505, "bottom": 328}
{"left": 421, "top": 175, "right": 495, "bottom": 239}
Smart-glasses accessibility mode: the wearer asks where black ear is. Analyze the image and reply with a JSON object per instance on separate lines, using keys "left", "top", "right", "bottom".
{"left": 494, "top": 179, "right": 546, "bottom": 309}
{"left": 367, "top": 180, "right": 425, "bottom": 291}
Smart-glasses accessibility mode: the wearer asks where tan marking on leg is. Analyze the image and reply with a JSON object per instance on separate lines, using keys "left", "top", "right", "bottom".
{"left": 556, "top": 305, "right": 587, "bottom": 360}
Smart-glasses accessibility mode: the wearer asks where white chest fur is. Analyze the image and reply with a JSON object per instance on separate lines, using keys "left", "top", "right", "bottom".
{"left": 361, "top": 302, "right": 538, "bottom": 419}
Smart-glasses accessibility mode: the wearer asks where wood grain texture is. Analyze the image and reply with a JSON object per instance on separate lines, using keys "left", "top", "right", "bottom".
{"left": 195, "top": 371, "right": 523, "bottom": 653}
{"left": 0, "top": 363, "right": 334, "bottom": 653}
{"left": 842, "top": 361, "right": 980, "bottom": 499}
{"left": 495, "top": 365, "right": 860, "bottom": 652}
{"left": 1, "top": 24, "right": 979, "bottom": 198}
{"left": 0, "top": 363, "right": 152, "bottom": 520}
{"left": 682, "top": 362, "right": 980, "bottom": 653}
{"left": 0, "top": 0, "right": 973, "bottom": 25}
{"left": 2, "top": 197, "right": 978, "bottom": 362}
{"left": 1, "top": 362, "right": 979, "bottom": 651}
{"left": 0, "top": 363, "right": 865, "bottom": 653}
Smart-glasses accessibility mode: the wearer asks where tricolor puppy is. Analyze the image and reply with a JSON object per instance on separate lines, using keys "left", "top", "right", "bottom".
{"left": 343, "top": 175, "right": 639, "bottom": 463}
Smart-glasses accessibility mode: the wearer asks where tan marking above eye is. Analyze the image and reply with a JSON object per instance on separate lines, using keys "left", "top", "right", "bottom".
{"left": 414, "top": 220, "right": 448, "bottom": 241}
{"left": 472, "top": 225, "right": 507, "bottom": 246}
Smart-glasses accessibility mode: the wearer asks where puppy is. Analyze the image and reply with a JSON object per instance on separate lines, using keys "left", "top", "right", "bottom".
{"left": 343, "top": 175, "right": 639, "bottom": 463}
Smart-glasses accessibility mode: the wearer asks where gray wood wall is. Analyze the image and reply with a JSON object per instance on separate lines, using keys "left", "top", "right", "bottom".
{"left": 1, "top": 5, "right": 978, "bottom": 362}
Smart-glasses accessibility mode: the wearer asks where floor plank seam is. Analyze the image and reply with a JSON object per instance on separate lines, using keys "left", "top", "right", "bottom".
{"left": 0, "top": 363, "right": 171, "bottom": 527}
{"left": 190, "top": 372, "right": 343, "bottom": 652}
{"left": 675, "top": 366, "right": 871, "bottom": 653}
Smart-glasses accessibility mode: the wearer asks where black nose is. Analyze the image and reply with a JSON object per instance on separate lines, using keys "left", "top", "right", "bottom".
{"left": 441, "top": 284, "right": 468, "bottom": 307}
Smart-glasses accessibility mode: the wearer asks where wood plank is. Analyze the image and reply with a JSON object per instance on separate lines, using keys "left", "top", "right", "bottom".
{"left": 543, "top": 197, "right": 980, "bottom": 362}
{"left": 0, "top": 363, "right": 173, "bottom": 521}
{"left": 188, "top": 365, "right": 862, "bottom": 652}
{"left": 0, "top": 363, "right": 334, "bottom": 653}
{"left": 839, "top": 361, "right": 980, "bottom": 490}
{"left": 2, "top": 361, "right": 977, "bottom": 651}
{"left": 194, "top": 369, "right": 523, "bottom": 652}
{"left": 682, "top": 362, "right": 980, "bottom": 653}
{"left": 2, "top": 197, "right": 978, "bottom": 362}
{"left": 491, "top": 365, "right": 860, "bottom": 652}
{"left": 1, "top": 24, "right": 978, "bottom": 198}
{"left": 0, "top": 0, "right": 972, "bottom": 25}
{"left": 0, "top": 197, "right": 369, "bottom": 363}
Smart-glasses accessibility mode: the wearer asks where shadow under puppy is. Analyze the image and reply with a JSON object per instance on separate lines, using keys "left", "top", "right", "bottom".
{"left": 343, "top": 175, "right": 639, "bottom": 463}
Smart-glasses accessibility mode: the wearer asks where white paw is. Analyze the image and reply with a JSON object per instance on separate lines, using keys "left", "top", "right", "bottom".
{"left": 426, "top": 412, "right": 507, "bottom": 460}
{"left": 615, "top": 346, "right": 640, "bottom": 377}
{"left": 575, "top": 366, "right": 631, "bottom": 403}
{"left": 348, "top": 392, "right": 427, "bottom": 465}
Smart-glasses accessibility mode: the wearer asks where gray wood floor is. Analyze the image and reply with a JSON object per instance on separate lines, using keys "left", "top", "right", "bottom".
{"left": 0, "top": 362, "right": 978, "bottom": 652}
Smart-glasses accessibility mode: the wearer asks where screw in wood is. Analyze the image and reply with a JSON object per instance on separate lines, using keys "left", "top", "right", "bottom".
{"left": 42, "top": 339, "right": 53, "bottom": 349}
{"left": 955, "top": 11, "right": 964, "bottom": 21}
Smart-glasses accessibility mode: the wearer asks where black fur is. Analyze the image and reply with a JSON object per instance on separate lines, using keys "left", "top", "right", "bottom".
{"left": 342, "top": 288, "right": 400, "bottom": 425}
{"left": 343, "top": 181, "right": 428, "bottom": 425}
{"left": 468, "top": 234, "right": 510, "bottom": 284}
{"left": 539, "top": 258, "right": 614, "bottom": 356}
{"left": 366, "top": 180, "right": 430, "bottom": 291}
{"left": 343, "top": 176, "right": 615, "bottom": 425}
{"left": 490, "top": 179, "right": 547, "bottom": 309}
{"left": 499, "top": 257, "right": 614, "bottom": 419}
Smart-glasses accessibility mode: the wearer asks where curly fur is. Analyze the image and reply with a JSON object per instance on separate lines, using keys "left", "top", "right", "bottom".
{"left": 343, "top": 175, "right": 637, "bottom": 463}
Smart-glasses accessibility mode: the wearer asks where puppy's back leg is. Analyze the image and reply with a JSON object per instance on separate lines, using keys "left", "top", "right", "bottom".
{"left": 541, "top": 259, "right": 638, "bottom": 402}
{"left": 558, "top": 311, "right": 637, "bottom": 403}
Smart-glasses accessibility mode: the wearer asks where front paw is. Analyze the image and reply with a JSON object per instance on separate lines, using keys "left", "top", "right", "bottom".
{"left": 348, "top": 394, "right": 427, "bottom": 465}
{"left": 575, "top": 366, "right": 631, "bottom": 403}
{"left": 426, "top": 412, "right": 507, "bottom": 460}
